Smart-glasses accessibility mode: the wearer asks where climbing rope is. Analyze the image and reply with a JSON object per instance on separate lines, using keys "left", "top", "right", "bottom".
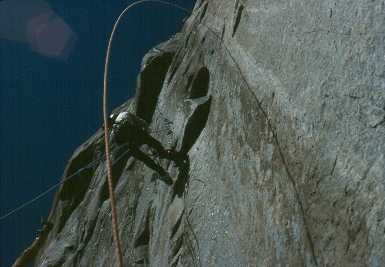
{"left": 0, "top": 143, "right": 131, "bottom": 222}
{"left": 4, "top": 2, "right": 317, "bottom": 266}
{"left": 102, "top": 1, "right": 189, "bottom": 266}
{"left": 0, "top": 126, "right": 170, "bottom": 223}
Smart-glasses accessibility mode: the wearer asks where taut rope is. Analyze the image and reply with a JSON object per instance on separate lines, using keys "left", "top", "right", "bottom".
{"left": 5, "top": 2, "right": 316, "bottom": 266}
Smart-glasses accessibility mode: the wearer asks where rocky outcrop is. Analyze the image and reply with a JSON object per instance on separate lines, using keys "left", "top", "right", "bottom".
{"left": 15, "top": 0, "right": 385, "bottom": 266}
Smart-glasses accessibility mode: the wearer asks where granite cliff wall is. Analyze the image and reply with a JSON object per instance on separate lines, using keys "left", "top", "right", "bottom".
{"left": 15, "top": 0, "right": 385, "bottom": 266}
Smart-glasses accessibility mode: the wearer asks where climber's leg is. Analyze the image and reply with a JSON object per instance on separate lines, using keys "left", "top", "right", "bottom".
{"left": 162, "top": 149, "right": 189, "bottom": 167}
{"left": 129, "top": 146, "right": 172, "bottom": 185}
{"left": 139, "top": 133, "right": 168, "bottom": 157}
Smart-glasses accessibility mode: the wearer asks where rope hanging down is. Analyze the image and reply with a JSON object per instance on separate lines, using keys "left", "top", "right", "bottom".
{"left": 102, "top": 1, "right": 189, "bottom": 266}
{"left": 5, "top": 2, "right": 316, "bottom": 266}
{"left": 103, "top": 2, "right": 318, "bottom": 265}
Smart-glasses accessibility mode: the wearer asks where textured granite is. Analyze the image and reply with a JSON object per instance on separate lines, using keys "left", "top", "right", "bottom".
{"left": 15, "top": 0, "right": 385, "bottom": 266}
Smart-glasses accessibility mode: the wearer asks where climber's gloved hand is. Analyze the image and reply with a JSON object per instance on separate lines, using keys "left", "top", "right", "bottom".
{"left": 163, "top": 149, "right": 177, "bottom": 159}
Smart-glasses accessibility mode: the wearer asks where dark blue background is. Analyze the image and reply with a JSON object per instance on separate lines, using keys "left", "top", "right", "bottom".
{"left": 0, "top": 1, "right": 195, "bottom": 265}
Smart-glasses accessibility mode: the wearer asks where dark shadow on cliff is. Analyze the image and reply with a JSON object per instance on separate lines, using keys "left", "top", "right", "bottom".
{"left": 57, "top": 144, "right": 96, "bottom": 233}
{"left": 180, "top": 97, "right": 211, "bottom": 155}
{"left": 232, "top": 3, "right": 244, "bottom": 37}
{"left": 136, "top": 52, "right": 174, "bottom": 123}
{"left": 189, "top": 67, "right": 210, "bottom": 99}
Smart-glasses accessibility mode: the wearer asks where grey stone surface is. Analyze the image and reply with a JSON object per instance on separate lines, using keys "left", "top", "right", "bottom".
{"left": 15, "top": 0, "right": 385, "bottom": 266}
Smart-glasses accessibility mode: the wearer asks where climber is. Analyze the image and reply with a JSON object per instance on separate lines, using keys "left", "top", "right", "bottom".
{"left": 111, "top": 111, "right": 173, "bottom": 184}
{"left": 111, "top": 111, "right": 169, "bottom": 156}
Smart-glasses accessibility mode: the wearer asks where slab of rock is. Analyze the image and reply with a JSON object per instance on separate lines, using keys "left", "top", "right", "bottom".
{"left": 15, "top": 0, "right": 385, "bottom": 266}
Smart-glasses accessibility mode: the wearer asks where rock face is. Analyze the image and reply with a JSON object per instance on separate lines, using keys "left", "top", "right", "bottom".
{"left": 15, "top": 0, "right": 385, "bottom": 266}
